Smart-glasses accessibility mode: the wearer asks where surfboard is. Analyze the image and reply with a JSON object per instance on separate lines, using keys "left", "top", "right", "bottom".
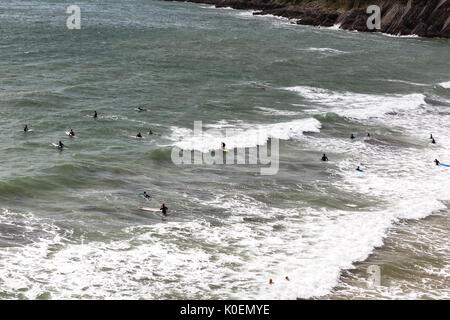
{"left": 138, "top": 206, "right": 172, "bottom": 215}
{"left": 440, "top": 164, "right": 450, "bottom": 167}
{"left": 139, "top": 193, "right": 152, "bottom": 201}
{"left": 130, "top": 136, "right": 144, "bottom": 139}
{"left": 222, "top": 149, "right": 228, "bottom": 152}
{"left": 138, "top": 206, "right": 160, "bottom": 212}
{"left": 51, "top": 143, "right": 67, "bottom": 149}
{"left": 24, "top": 129, "right": 33, "bottom": 132}
{"left": 357, "top": 169, "right": 364, "bottom": 172}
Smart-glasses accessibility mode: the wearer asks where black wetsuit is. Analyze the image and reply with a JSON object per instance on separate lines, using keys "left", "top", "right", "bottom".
{"left": 435, "top": 159, "right": 440, "bottom": 166}
{"left": 160, "top": 205, "right": 168, "bottom": 215}
{"left": 321, "top": 155, "right": 328, "bottom": 161}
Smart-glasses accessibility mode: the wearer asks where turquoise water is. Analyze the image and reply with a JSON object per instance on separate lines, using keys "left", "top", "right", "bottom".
{"left": 0, "top": 0, "right": 449, "bottom": 299}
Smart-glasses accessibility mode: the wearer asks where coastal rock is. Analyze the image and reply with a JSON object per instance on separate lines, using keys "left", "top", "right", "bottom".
{"left": 165, "top": 0, "right": 450, "bottom": 38}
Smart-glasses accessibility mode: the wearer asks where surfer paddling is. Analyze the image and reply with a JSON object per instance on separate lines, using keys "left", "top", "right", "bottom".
{"left": 142, "top": 191, "right": 151, "bottom": 200}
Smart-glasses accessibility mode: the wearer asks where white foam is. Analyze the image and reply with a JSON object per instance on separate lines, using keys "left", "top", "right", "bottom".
{"left": 168, "top": 117, "right": 321, "bottom": 152}
{"left": 255, "top": 106, "right": 302, "bottom": 116}
{"left": 285, "top": 86, "right": 426, "bottom": 120}
{"left": 438, "top": 81, "right": 450, "bottom": 89}
{"left": 381, "top": 32, "right": 419, "bottom": 38}
{"left": 302, "top": 47, "right": 347, "bottom": 54}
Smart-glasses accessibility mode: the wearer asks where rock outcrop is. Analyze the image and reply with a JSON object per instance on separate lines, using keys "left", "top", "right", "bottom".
{"left": 165, "top": 0, "right": 450, "bottom": 38}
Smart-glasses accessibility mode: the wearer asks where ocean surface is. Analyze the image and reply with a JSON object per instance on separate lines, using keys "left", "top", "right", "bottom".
{"left": 0, "top": 0, "right": 449, "bottom": 299}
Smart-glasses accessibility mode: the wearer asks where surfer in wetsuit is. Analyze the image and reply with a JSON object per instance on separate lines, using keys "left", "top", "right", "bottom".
{"left": 93, "top": 110, "right": 98, "bottom": 119}
{"left": 69, "top": 129, "right": 75, "bottom": 137}
{"left": 434, "top": 159, "right": 440, "bottom": 166}
{"left": 321, "top": 153, "right": 329, "bottom": 161}
{"left": 269, "top": 279, "right": 274, "bottom": 285}
{"left": 221, "top": 142, "right": 226, "bottom": 150}
{"left": 149, "top": 129, "right": 153, "bottom": 135}
{"left": 367, "top": 133, "right": 371, "bottom": 138}
{"left": 432, "top": 138, "right": 436, "bottom": 144}
{"left": 58, "top": 141, "right": 64, "bottom": 149}
{"left": 350, "top": 133, "right": 355, "bottom": 139}
{"left": 143, "top": 191, "right": 151, "bottom": 199}
{"left": 137, "top": 106, "right": 144, "bottom": 111}
{"left": 136, "top": 132, "right": 142, "bottom": 138}
{"left": 356, "top": 166, "right": 361, "bottom": 171}
{"left": 430, "top": 134, "right": 433, "bottom": 140}
{"left": 160, "top": 203, "right": 168, "bottom": 216}
{"left": 24, "top": 125, "right": 28, "bottom": 132}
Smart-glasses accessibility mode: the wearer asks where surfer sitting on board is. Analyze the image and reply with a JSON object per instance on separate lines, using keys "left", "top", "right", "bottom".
{"left": 24, "top": 125, "right": 28, "bottom": 132}
{"left": 367, "top": 133, "right": 371, "bottom": 138}
{"left": 356, "top": 166, "right": 361, "bottom": 171}
{"left": 58, "top": 141, "right": 64, "bottom": 149}
{"left": 321, "top": 154, "right": 329, "bottom": 162}
{"left": 435, "top": 159, "right": 440, "bottom": 166}
{"left": 136, "top": 132, "right": 142, "bottom": 138}
{"left": 350, "top": 133, "right": 355, "bottom": 139}
{"left": 430, "top": 134, "right": 433, "bottom": 139}
{"left": 69, "top": 129, "right": 75, "bottom": 137}
{"left": 160, "top": 203, "right": 168, "bottom": 216}
{"left": 432, "top": 138, "right": 436, "bottom": 144}
{"left": 93, "top": 110, "right": 98, "bottom": 119}
{"left": 149, "top": 129, "right": 153, "bottom": 135}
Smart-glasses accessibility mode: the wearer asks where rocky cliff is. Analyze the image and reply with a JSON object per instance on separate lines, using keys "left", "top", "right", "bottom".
{"left": 166, "top": 0, "right": 450, "bottom": 38}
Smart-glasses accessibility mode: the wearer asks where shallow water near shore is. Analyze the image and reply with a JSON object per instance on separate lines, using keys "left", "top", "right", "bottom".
{"left": 0, "top": 0, "right": 449, "bottom": 299}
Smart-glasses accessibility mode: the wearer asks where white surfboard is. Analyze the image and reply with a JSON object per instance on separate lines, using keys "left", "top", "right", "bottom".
{"left": 138, "top": 206, "right": 160, "bottom": 212}
{"left": 130, "top": 136, "right": 144, "bottom": 139}
{"left": 52, "top": 143, "right": 67, "bottom": 149}
{"left": 138, "top": 206, "right": 172, "bottom": 216}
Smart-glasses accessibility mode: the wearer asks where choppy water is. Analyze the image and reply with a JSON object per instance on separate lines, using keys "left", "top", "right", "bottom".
{"left": 0, "top": 0, "right": 449, "bottom": 299}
